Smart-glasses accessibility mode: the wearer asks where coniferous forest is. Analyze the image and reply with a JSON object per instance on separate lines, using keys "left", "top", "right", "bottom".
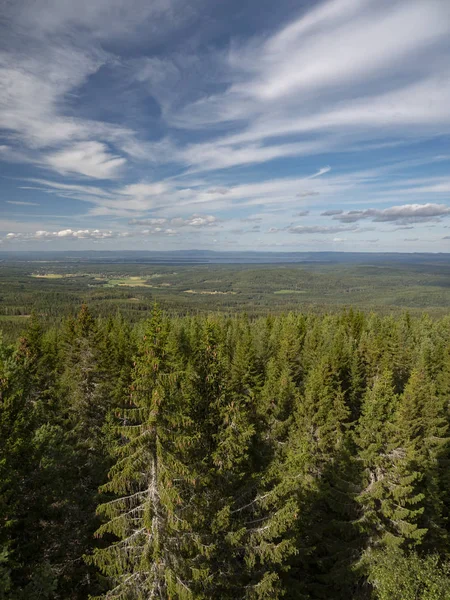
{"left": 1, "top": 304, "right": 450, "bottom": 599}
{"left": 2, "top": 0, "right": 450, "bottom": 594}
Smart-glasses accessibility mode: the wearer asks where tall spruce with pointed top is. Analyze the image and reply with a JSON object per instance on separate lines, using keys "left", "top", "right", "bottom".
{"left": 389, "top": 368, "right": 448, "bottom": 551}
{"left": 0, "top": 333, "right": 35, "bottom": 595}
{"left": 355, "top": 369, "right": 400, "bottom": 567}
{"left": 357, "top": 366, "right": 448, "bottom": 567}
{"left": 205, "top": 323, "right": 263, "bottom": 597}
{"left": 90, "top": 307, "right": 205, "bottom": 599}
{"left": 186, "top": 319, "right": 297, "bottom": 599}
{"left": 285, "top": 356, "right": 360, "bottom": 599}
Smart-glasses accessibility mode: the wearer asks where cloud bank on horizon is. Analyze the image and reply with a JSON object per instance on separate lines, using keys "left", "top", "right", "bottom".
{"left": 1, "top": 0, "right": 450, "bottom": 251}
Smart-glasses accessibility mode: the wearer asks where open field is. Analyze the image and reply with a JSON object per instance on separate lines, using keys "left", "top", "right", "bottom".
{"left": 274, "top": 289, "right": 307, "bottom": 294}
{"left": 105, "top": 276, "right": 152, "bottom": 287}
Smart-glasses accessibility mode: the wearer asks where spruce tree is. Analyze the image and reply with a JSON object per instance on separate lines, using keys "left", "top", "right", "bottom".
{"left": 90, "top": 308, "right": 205, "bottom": 599}
{"left": 357, "top": 367, "right": 448, "bottom": 563}
{"left": 285, "top": 356, "right": 359, "bottom": 599}
{"left": 206, "top": 322, "right": 297, "bottom": 599}
{"left": 355, "top": 370, "right": 399, "bottom": 563}
{"left": 390, "top": 368, "right": 448, "bottom": 551}
{"left": 368, "top": 547, "right": 450, "bottom": 600}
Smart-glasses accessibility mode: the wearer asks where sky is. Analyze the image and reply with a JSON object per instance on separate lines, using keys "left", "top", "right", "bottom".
{"left": 1, "top": 0, "right": 450, "bottom": 252}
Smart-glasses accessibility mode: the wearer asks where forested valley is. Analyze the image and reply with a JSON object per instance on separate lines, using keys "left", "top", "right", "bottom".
{"left": 1, "top": 305, "right": 450, "bottom": 599}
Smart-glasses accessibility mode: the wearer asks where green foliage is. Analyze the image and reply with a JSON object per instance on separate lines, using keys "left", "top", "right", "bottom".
{"left": 4, "top": 259, "right": 450, "bottom": 342}
{"left": 90, "top": 307, "right": 205, "bottom": 599}
{"left": 1, "top": 306, "right": 450, "bottom": 598}
{"left": 368, "top": 548, "right": 450, "bottom": 600}
{"left": 0, "top": 547, "right": 12, "bottom": 599}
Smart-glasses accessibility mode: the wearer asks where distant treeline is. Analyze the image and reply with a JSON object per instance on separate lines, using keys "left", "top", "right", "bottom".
{"left": 3, "top": 260, "right": 450, "bottom": 344}
{"left": 1, "top": 307, "right": 450, "bottom": 599}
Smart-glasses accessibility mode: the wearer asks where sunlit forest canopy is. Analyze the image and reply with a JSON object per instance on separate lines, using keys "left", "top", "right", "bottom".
{"left": 1, "top": 303, "right": 450, "bottom": 598}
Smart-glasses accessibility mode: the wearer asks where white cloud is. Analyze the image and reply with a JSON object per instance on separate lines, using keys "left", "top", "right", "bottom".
{"left": 6, "top": 200, "right": 40, "bottom": 206}
{"left": 5, "top": 228, "right": 119, "bottom": 241}
{"left": 297, "top": 192, "right": 319, "bottom": 198}
{"left": 129, "top": 218, "right": 169, "bottom": 226}
{"left": 207, "top": 187, "right": 230, "bottom": 195}
{"left": 165, "top": 0, "right": 450, "bottom": 172}
{"left": 243, "top": 1, "right": 447, "bottom": 101}
{"left": 45, "top": 142, "right": 126, "bottom": 179}
{"left": 321, "top": 209, "right": 343, "bottom": 216}
{"left": 0, "top": 45, "right": 106, "bottom": 149}
{"left": 0, "top": 0, "right": 186, "bottom": 179}
{"left": 180, "top": 139, "right": 331, "bottom": 173}
{"left": 129, "top": 214, "right": 219, "bottom": 227}
{"left": 9, "top": 0, "right": 188, "bottom": 42}
{"left": 1, "top": 225, "right": 182, "bottom": 243}
{"left": 331, "top": 203, "right": 450, "bottom": 224}
{"left": 21, "top": 166, "right": 356, "bottom": 217}
{"left": 240, "top": 216, "right": 262, "bottom": 223}
{"left": 2, "top": 0, "right": 450, "bottom": 252}
{"left": 288, "top": 225, "right": 358, "bottom": 235}
{"left": 308, "top": 167, "right": 331, "bottom": 179}
{"left": 389, "top": 180, "right": 450, "bottom": 196}
{"left": 172, "top": 215, "right": 218, "bottom": 227}
{"left": 119, "top": 182, "right": 170, "bottom": 197}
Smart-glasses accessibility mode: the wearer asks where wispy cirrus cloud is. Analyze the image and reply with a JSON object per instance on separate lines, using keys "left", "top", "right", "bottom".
{"left": 46, "top": 142, "right": 127, "bottom": 179}
{"left": 7, "top": 0, "right": 191, "bottom": 42}
{"left": 1, "top": 0, "right": 450, "bottom": 251}
{"left": 0, "top": 0, "right": 195, "bottom": 179}
{"left": 153, "top": 0, "right": 450, "bottom": 173}
{"left": 297, "top": 192, "right": 319, "bottom": 198}
{"left": 129, "top": 215, "right": 219, "bottom": 227}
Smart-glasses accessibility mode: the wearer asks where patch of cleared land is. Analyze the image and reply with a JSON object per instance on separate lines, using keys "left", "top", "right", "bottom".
{"left": 184, "top": 289, "right": 236, "bottom": 295}
{"left": 32, "top": 273, "right": 90, "bottom": 279}
{"left": 274, "top": 289, "right": 307, "bottom": 294}
{"left": 107, "top": 277, "right": 152, "bottom": 287}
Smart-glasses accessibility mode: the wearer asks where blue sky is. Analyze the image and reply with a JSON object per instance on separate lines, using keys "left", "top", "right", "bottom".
{"left": 1, "top": 0, "right": 450, "bottom": 252}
